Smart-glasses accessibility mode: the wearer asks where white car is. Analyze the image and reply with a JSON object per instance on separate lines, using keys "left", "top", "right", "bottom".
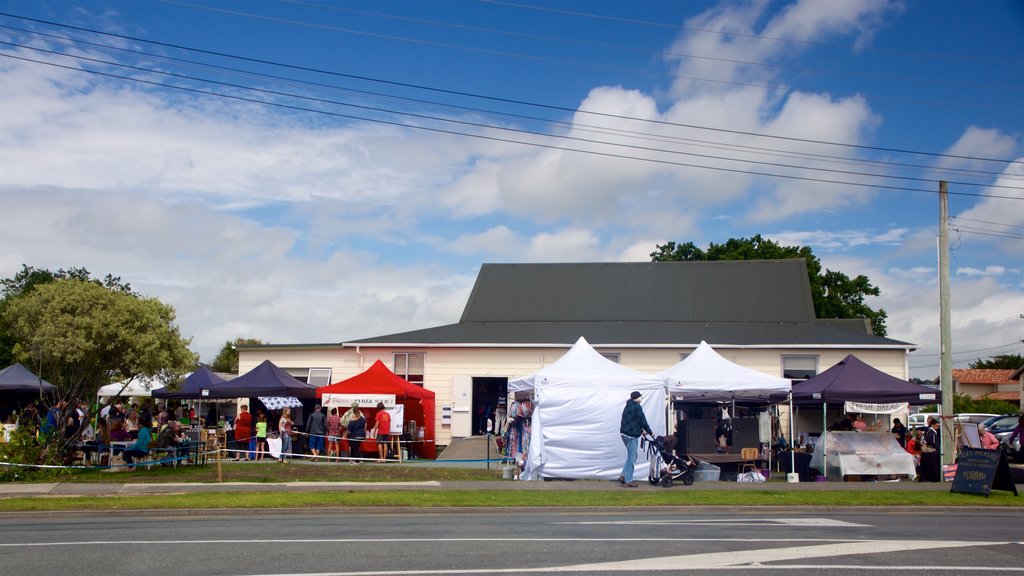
{"left": 908, "top": 412, "right": 940, "bottom": 430}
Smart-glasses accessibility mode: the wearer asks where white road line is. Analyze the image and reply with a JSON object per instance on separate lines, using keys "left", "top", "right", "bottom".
{"left": 220, "top": 541, "right": 1023, "bottom": 575}
{"left": 557, "top": 518, "right": 871, "bottom": 527}
{"left": 566, "top": 539, "right": 1009, "bottom": 572}
{"left": 0, "top": 537, "right": 862, "bottom": 547}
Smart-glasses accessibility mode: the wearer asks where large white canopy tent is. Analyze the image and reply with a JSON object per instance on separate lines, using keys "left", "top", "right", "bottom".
{"left": 97, "top": 377, "right": 165, "bottom": 398}
{"left": 508, "top": 337, "right": 666, "bottom": 481}
{"left": 658, "top": 341, "right": 791, "bottom": 402}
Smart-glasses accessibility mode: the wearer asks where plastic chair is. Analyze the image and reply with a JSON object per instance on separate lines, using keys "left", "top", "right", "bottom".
{"left": 740, "top": 447, "right": 759, "bottom": 474}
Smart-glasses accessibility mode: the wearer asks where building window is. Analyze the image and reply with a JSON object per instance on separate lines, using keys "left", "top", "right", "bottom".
{"left": 307, "top": 368, "right": 332, "bottom": 387}
{"left": 600, "top": 352, "right": 620, "bottom": 363}
{"left": 394, "top": 353, "right": 424, "bottom": 386}
{"left": 783, "top": 355, "right": 818, "bottom": 383}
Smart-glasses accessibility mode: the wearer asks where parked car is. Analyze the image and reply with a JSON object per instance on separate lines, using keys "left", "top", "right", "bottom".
{"left": 908, "top": 412, "right": 940, "bottom": 430}
{"left": 954, "top": 413, "right": 999, "bottom": 426}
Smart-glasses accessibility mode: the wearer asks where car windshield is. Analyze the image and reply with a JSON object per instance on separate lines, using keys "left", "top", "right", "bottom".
{"left": 980, "top": 415, "right": 1004, "bottom": 428}
{"left": 987, "top": 416, "right": 1020, "bottom": 430}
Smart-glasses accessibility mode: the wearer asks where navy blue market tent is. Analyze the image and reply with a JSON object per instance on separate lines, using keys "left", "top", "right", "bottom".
{"left": 788, "top": 354, "right": 941, "bottom": 406}
{"left": 152, "top": 365, "right": 227, "bottom": 400}
{"left": 0, "top": 363, "right": 56, "bottom": 394}
{"left": 196, "top": 360, "right": 318, "bottom": 400}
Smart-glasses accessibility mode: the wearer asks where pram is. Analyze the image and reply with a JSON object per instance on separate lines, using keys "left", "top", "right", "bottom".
{"left": 644, "top": 434, "right": 696, "bottom": 487}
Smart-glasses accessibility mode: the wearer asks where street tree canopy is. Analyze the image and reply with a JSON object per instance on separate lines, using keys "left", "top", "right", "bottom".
{"left": 210, "top": 337, "right": 266, "bottom": 373}
{"left": 3, "top": 278, "right": 198, "bottom": 400}
{"left": 651, "top": 235, "right": 888, "bottom": 336}
{"left": 969, "top": 354, "right": 1024, "bottom": 370}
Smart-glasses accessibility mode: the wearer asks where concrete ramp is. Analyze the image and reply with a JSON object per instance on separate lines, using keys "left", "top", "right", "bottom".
{"left": 437, "top": 436, "right": 500, "bottom": 467}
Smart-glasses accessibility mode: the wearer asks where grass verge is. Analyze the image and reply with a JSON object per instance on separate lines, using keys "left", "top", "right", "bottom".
{"left": 1, "top": 489, "right": 1021, "bottom": 512}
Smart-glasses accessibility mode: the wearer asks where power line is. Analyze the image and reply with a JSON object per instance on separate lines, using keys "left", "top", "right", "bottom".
{"left": 7, "top": 23, "right": 1019, "bottom": 186}
{"left": 484, "top": 0, "right": 1024, "bottom": 66}
{"left": 285, "top": 0, "right": 1022, "bottom": 93}
{"left": 950, "top": 216, "right": 1024, "bottom": 231}
{"left": 2, "top": 11, "right": 1020, "bottom": 167}
{"left": 9, "top": 40, "right": 1022, "bottom": 195}
{"left": 948, "top": 225, "right": 1024, "bottom": 240}
{"left": 8, "top": 50, "right": 1022, "bottom": 202}
{"left": 156, "top": 0, "right": 1022, "bottom": 113}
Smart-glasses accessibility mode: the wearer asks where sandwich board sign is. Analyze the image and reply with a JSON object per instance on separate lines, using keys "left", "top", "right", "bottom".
{"left": 950, "top": 447, "right": 1018, "bottom": 497}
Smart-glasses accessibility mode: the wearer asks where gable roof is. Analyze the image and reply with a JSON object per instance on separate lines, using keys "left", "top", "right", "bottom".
{"left": 461, "top": 260, "right": 815, "bottom": 323}
{"left": 350, "top": 260, "right": 912, "bottom": 349}
{"left": 951, "top": 368, "right": 1017, "bottom": 386}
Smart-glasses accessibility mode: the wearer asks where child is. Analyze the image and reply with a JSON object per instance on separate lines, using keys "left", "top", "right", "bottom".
{"left": 255, "top": 412, "right": 268, "bottom": 462}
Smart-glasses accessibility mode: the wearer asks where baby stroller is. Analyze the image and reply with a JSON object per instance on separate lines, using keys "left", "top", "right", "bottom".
{"left": 644, "top": 434, "right": 696, "bottom": 487}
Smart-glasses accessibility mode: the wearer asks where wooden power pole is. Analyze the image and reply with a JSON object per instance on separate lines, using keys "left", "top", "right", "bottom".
{"left": 938, "top": 181, "right": 954, "bottom": 465}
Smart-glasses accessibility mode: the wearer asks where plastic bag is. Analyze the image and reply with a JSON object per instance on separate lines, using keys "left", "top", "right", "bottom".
{"left": 737, "top": 470, "right": 766, "bottom": 483}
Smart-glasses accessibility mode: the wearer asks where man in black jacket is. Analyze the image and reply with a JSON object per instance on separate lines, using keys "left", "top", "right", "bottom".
{"left": 618, "top": 391, "right": 652, "bottom": 488}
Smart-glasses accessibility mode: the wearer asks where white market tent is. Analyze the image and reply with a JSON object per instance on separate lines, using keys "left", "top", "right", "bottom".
{"left": 508, "top": 337, "right": 666, "bottom": 481}
{"left": 658, "top": 341, "right": 791, "bottom": 402}
{"left": 98, "top": 377, "right": 165, "bottom": 398}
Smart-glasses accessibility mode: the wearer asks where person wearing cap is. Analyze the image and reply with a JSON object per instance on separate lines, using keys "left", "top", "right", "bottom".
{"left": 305, "top": 404, "right": 327, "bottom": 462}
{"left": 618, "top": 391, "right": 652, "bottom": 488}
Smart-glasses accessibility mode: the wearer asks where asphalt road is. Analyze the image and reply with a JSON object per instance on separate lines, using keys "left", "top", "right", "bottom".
{"left": 1, "top": 509, "right": 1022, "bottom": 575}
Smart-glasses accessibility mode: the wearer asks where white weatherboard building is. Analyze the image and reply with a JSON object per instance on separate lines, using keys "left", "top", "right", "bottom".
{"left": 238, "top": 260, "right": 914, "bottom": 448}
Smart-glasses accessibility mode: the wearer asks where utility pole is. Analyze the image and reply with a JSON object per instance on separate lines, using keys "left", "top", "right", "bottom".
{"left": 938, "top": 181, "right": 954, "bottom": 465}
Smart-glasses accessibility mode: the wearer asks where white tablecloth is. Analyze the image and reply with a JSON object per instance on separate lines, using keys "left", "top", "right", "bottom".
{"left": 267, "top": 437, "right": 282, "bottom": 459}
{"left": 810, "top": 431, "right": 916, "bottom": 480}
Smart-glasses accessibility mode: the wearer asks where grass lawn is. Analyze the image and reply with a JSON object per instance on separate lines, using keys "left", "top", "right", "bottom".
{"left": 2, "top": 460, "right": 1021, "bottom": 512}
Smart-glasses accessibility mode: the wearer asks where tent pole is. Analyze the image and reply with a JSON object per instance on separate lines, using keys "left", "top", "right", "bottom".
{"left": 822, "top": 401, "right": 827, "bottom": 481}
{"left": 789, "top": 393, "right": 795, "bottom": 475}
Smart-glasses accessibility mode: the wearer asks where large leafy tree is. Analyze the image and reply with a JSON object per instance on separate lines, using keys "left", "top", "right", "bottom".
{"left": 3, "top": 278, "right": 198, "bottom": 455}
{"left": 0, "top": 265, "right": 136, "bottom": 367}
{"left": 969, "top": 354, "right": 1024, "bottom": 370}
{"left": 210, "top": 337, "right": 266, "bottom": 373}
{"left": 651, "top": 234, "right": 888, "bottom": 336}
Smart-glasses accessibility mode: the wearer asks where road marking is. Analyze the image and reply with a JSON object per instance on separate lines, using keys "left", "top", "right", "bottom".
{"left": 216, "top": 540, "right": 1022, "bottom": 575}
{"left": 557, "top": 517, "right": 871, "bottom": 527}
{"left": 0, "top": 537, "right": 863, "bottom": 547}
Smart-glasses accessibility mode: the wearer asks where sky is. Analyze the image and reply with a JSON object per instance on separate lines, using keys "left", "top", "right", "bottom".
{"left": 0, "top": 0, "right": 1021, "bottom": 379}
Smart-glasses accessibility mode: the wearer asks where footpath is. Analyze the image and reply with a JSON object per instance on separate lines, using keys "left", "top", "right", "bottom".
{"left": 0, "top": 477, "right": 975, "bottom": 497}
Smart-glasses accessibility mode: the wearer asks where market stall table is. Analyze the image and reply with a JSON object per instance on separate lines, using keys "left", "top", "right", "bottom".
{"left": 810, "top": 431, "right": 916, "bottom": 481}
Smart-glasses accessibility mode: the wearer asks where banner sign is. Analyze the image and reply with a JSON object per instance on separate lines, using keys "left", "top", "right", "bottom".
{"left": 322, "top": 393, "right": 395, "bottom": 409}
{"left": 843, "top": 401, "right": 909, "bottom": 415}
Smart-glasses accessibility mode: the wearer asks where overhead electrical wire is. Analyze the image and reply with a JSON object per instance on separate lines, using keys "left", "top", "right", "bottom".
{"left": 284, "top": 0, "right": 1022, "bottom": 93}
{"left": 484, "top": 0, "right": 1024, "bottom": 66}
{"left": 6, "top": 39, "right": 1022, "bottom": 195}
{"left": 156, "top": 0, "right": 1021, "bottom": 113}
{"left": 5, "top": 23, "right": 1020, "bottom": 187}
{"left": 8, "top": 50, "right": 1022, "bottom": 202}
{"left": 5, "top": 40, "right": 1023, "bottom": 201}
{"left": 1, "top": 11, "right": 1020, "bottom": 168}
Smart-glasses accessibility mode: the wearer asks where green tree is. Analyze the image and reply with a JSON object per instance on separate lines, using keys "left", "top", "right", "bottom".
{"left": 3, "top": 278, "right": 198, "bottom": 454}
{"left": 210, "top": 337, "right": 266, "bottom": 373}
{"left": 969, "top": 354, "right": 1024, "bottom": 370}
{"left": 651, "top": 234, "right": 888, "bottom": 336}
{"left": 0, "top": 264, "right": 136, "bottom": 367}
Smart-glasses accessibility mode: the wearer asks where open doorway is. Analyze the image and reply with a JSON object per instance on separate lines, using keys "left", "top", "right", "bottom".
{"left": 471, "top": 377, "right": 507, "bottom": 436}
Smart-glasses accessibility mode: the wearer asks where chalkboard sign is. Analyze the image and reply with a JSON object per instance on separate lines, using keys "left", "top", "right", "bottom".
{"left": 951, "top": 448, "right": 1019, "bottom": 497}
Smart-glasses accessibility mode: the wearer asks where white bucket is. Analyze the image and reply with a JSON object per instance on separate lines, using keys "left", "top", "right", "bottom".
{"left": 786, "top": 472, "right": 800, "bottom": 483}
{"left": 502, "top": 464, "right": 513, "bottom": 480}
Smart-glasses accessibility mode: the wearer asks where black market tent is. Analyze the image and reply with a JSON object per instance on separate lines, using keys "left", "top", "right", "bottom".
{"left": 0, "top": 363, "right": 56, "bottom": 394}
{"left": 152, "top": 366, "right": 227, "bottom": 400}
{"left": 784, "top": 354, "right": 941, "bottom": 481}
{"left": 788, "top": 354, "right": 941, "bottom": 406}
{"left": 199, "top": 360, "right": 318, "bottom": 400}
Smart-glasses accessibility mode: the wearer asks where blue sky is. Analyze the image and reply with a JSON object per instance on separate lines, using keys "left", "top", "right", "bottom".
{"left": 0, "top": 0, "right": 1021, "bottom": 379}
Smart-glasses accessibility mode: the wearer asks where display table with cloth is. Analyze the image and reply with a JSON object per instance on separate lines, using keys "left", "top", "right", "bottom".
{"left": 810, "top": 431, "right": 916, "bottom": 481}
{"left": 779, "top": 450, "right": 814, "bottom": 481}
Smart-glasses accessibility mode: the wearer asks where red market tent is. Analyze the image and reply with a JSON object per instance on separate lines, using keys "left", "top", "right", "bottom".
{"left": 316, "top": 360, "right": 436, "bottom": 459}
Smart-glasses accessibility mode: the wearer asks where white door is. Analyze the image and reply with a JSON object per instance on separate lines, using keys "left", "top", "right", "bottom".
{"left": 450, "top": 375, "right": 472, "bottom": 438}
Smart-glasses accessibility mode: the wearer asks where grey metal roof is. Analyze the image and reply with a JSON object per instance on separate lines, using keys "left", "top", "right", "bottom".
{"left": 349, "top": 320, "right": 911, "bottom": 347}
{"left": 459, "top": 260, "right": 816, "bottom": 323}
{"left": 349, "top": 260, "right": 911, "bottom": 348}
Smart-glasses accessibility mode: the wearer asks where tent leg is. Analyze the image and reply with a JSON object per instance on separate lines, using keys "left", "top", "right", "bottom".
{"left": 789, "top": 394, "right": 795, "bottom": 475}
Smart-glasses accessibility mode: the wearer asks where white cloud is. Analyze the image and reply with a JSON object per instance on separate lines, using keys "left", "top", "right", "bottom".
{"left": 956, "top": 266, "right": 1006, "bottom": 277}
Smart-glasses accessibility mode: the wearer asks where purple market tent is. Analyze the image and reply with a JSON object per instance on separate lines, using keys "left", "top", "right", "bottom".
{"left": 200, "top": 360, "right": 318, "bottom": 400}
{"left": 152, "top": 366, "right": 227, "bottom": 400}
{"left": 0, "top": 363, "right": 56, "bottom": 395}
{"left": 785, "top": 354, "right": 941, "bottom": 479}
{"left": 788, "top": 354, "right": 941, "bottom": 406}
